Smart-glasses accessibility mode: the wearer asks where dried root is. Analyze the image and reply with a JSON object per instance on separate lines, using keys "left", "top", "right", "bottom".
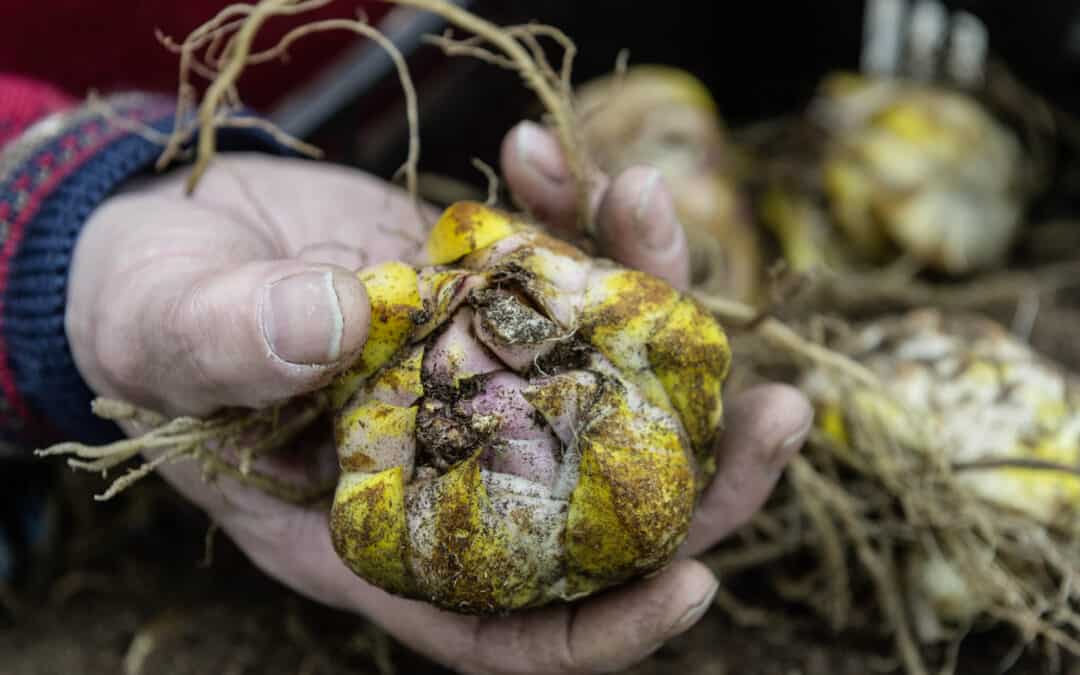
{"left": 37, "top": 394, "right": 332, "bottom": 504}
{"left": 123, "top": 610, "right": 191, "bottom": 675}
{"left": 694, "top": 292, "right": 879, "bottom": 389}
{"left": 697, "top": 292, "right": 1080, "bottom": 675}
{"left": 470, "top": 157, "right": 500, "bottom": 206}
{"left": 155, "top": 0, "right": 594, "bottom": 233}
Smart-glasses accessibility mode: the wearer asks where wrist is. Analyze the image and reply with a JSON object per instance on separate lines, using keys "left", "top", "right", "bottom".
{"left": 0, "top": 93, "right": 178, "bottom": 445}
{"left": 3, "top": 93, "right": 303, "bottom": 445}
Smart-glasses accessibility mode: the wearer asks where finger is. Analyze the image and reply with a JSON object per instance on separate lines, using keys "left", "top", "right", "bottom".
{"left": 595, "top": 167, "right": 691, "bottom": 290}
{"left": 360, "top": 559, "right": 717, "bottom": 675}
{"left": 296, "top": 240, "right": 371, "bottom": 271}
{"left": 204, "top": 154, "right": 433, "bottom": 265}
{"left": 680, "top": 384, "right": 813, "bottom": 557}
{"left": 210, "top": 483, "right": 716, "bottom": 675}
{"left": 548, "top": 560, "right": 718, "bottom": 674}
{"left": 98, "top": 258, "right": 369, "bottom": 416}
{"left": 198, "top": 490, "right": 488, "bottom": 672}
{"left": 501, "top": 123, "right": 691, "bottom": 289}
{"left": 457, "top": 560, "right": 717, "bottom": 674}
{"left": 500, "top": 121, "right": 609, "bottom": 235}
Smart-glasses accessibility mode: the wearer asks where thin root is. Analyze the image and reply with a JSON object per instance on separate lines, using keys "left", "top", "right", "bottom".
{"left": 123, "top": 610, "right": 190, "bottom": 675}
{"left": 470, "top": 158, "right": 499, "bottom": 205}
{"left": 161, "top": 0, "right": 592, "bottom": 235}
{"left": 37, "top": 394, "right": 331, "bottom": 504}
{"left": 693, "top": 292, "right": 879, "bottom": 388}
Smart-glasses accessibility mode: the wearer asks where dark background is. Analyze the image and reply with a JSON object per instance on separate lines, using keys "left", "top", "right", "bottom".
{"left": 494, "top": 1, "right": 1080, "bottom": 123}
{"left": 313, "top": 1, "right": 1080, "bottom": 185}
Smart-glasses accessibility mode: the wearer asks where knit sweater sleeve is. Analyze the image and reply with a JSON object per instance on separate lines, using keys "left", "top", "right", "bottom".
{"left": 0, "top": 74, "right": 289, "bottom": 453}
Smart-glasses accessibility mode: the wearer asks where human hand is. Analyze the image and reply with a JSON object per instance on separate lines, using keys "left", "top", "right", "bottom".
{"left": 65, "top": 123, "right": 812, "bottom": 675}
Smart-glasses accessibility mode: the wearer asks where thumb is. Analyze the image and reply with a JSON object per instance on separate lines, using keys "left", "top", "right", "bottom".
{"left": 109, "top": 259, "right": 369, "bottom": 415}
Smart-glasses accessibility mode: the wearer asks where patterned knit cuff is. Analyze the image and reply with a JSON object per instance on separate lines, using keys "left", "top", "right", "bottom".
{"left": 0, "top": 75, "right": 75, "bottom": 149}
{"left": 0, "top": 95, "right": 294, "bottom": 449}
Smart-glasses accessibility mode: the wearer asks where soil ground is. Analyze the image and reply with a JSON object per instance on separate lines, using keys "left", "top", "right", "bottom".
{"left": 0, "top": 472, "right": 1067, "bottom": 675}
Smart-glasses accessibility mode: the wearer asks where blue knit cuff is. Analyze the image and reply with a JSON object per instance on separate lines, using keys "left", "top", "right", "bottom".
{"left": 2, "top": 98, "right": 295, "bottom": 446}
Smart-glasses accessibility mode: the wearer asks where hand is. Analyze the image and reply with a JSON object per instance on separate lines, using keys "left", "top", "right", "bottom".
{"left": 66, "top": 122, "right": 812, "bottom": 675}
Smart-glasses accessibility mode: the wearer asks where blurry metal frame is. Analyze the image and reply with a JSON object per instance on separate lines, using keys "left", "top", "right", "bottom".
{"left": 862, "top": 0, "right": 988, "bottom": 87}
{"left": 268, "top": 1, "right": 472, "bottom": 140}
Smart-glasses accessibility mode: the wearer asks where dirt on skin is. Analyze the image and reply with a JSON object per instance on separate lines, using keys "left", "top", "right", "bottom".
{"left": 0, "top": 471, "right": 1066, "bottom": 675}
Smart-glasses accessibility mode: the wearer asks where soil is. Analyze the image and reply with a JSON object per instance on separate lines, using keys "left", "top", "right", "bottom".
{"left": 0, "top": 471, "right": 1065, "bottom": 675}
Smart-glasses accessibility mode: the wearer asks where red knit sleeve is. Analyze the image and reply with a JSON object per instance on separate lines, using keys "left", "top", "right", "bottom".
{"left": 0, "top": 76, "right": 77, "bottom": 149}
{"left": 0, "top": 75, "right": 182, "bottom": 450}
{"left": 0, "top": 75, "right": 79, "bottom": 449}
{"left": 0, "top": 75, "right": 302, "bottom": 451}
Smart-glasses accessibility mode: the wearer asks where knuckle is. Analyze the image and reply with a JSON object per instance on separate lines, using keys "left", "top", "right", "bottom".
{"left": 554, "top": 620, "right": 582, "bottom": 675}
{"left": 464, "top": 615, "right": 580, "bottom": 675}
{"left": 162, "top": 281, "right": 226, "bottom": 395}
{"left": 91, "top": 257, "right": 172, "bottom": 394}
{"left": 93, "top": 300, "right": 147, "bottom": 393}
{"left": 93, "top": 328, "right": 143, "bottom": 392}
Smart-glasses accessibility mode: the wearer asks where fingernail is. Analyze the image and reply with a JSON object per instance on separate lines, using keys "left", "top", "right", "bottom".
{"left": 634, "top": 169, "right": 679, "bottom": 250}
{"left": 666, "top": 579, "right": 719, "bottom": 638}
{"left": 262, "top": 269, "right": 344, "bottom": 365}
{"left": 773, "top": 409, "right": 815, "bottom": 468}
{"left": 516, "top": 121, "right": 567, "bottom": 184}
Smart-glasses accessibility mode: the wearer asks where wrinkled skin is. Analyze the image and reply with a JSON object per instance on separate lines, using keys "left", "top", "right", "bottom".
{"left": 67, "top": 123, "right": 813, "bottom": 675}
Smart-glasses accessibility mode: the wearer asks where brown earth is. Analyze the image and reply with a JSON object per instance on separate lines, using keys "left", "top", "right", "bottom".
{"left": 0, "top": 471, "right": 1063, "bottom": 675}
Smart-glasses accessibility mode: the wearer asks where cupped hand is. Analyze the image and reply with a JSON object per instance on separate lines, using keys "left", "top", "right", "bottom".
{"left": 66, "top": 122, "right": 812, "bottom": 675}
